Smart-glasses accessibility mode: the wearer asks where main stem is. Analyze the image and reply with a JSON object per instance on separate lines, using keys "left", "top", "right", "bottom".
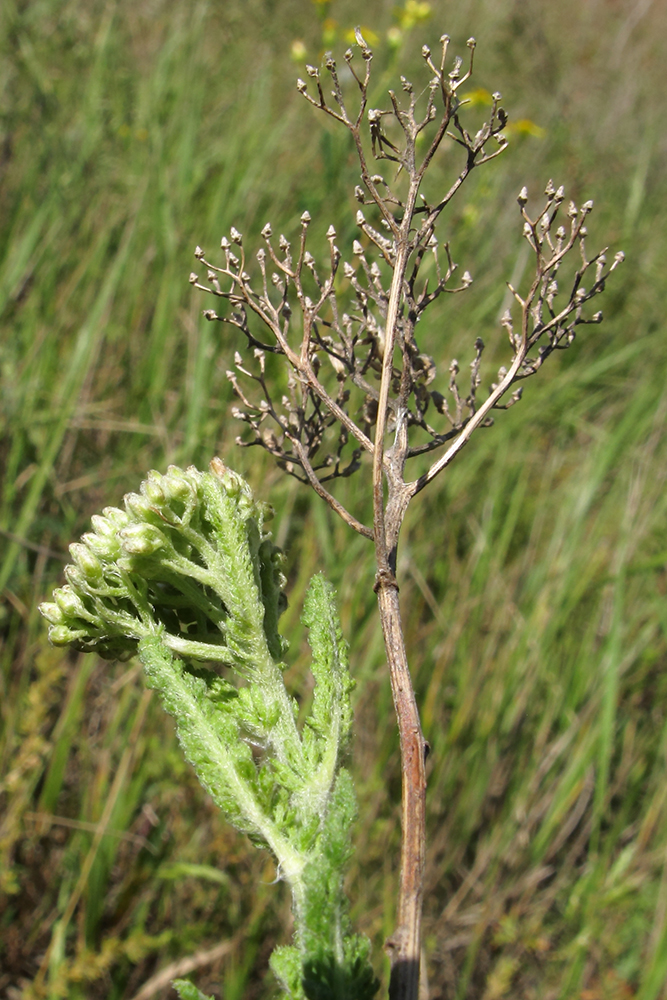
{"left": 372, "top": 182, "right": 428, "bottom": 1000}
{"left": 377, "top": 578, "right": 427, "bottom": 1000}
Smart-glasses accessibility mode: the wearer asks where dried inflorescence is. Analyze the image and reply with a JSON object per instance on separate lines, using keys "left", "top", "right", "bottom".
{"left": 190, "top": 31, "right": 622, "bottom": 541}
{"left": 186, "top": 32, "right": 625, "bottom": 1000}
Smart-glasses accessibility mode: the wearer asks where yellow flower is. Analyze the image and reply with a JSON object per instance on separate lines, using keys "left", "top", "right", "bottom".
{"left": 291, "top": 39, "right": 307, "bottom": 62}
{"left": 322, "top": 17, "right": 338, "bottom": 47}
{"left": 397, "top": 0, "right": 432, "bottom": 30}
{"left": 507, "top": 119, "right": 546, "bottom": 139}
{"left": 465, "top": 87, "right": 493, "bottom": 107}
{"left": 387, "top": 26, "right": 403, "bottom": 49}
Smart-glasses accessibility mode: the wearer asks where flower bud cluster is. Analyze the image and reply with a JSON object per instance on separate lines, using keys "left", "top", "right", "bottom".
{"left": 40, "top": 462, "right": 371, "bottom": 1000}
{"left": 40, "top": 461, "right": 286, "bottom": 663}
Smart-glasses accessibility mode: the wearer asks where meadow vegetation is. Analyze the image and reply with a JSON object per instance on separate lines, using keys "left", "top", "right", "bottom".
{"left": 1, "top": 0, "right": 667, "bottom": 998}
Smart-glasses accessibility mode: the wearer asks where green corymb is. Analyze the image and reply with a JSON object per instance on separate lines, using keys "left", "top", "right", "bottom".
{"left": 40, "top": 459, "right": 378, "bottom": 1000}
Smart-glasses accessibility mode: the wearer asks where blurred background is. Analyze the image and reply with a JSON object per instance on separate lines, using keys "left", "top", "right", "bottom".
{"left": 1, "top": 0, "right": 667, "bottom": 997}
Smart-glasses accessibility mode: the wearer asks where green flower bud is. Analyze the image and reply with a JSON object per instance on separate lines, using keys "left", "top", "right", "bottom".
{"left": 100, "top": 507, "right": 130, "bottom": 530}
{"left": 141, "top": 474, "right": 167, "bottom": 506}
{"left": 119, "top": 522, "right": 167, "bottom": 556}
{"left": 209, "top": 457, "right": 242, "bottom": 497}
{"left": 124, "top": 492, "right": 156, "bottom": 521}
{"left": 48, "top": 624, "right": 84, "bottom": 646}
{"left": 39, "top": 602, "right": 65, "bottom": 626}
{"left": 82, "top": 530, "right": 121, "bottom": 560}
{"left": 69, "top": 543, "right": 104, "bottom": 584}
{"left": 90, "top": 515, "right": 113, "bottom": 538}
{"left": 54, "top": 586, "right": 89, "bottom": 619}
{"left": 164, "top": 466, "right": 196, "bottom": 503}
{"left": 258, "top": 501, "right": 275, "bottom": 522}
{"left": 64, "top": 564, "right": 88, "bottom": 591}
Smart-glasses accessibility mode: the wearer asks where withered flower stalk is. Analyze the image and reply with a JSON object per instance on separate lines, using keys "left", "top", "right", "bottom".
{"left": 190, "top": 30, "right": 622, "bottom": 1000}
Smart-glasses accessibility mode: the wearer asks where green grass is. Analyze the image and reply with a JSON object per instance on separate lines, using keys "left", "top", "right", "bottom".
{"left": 2, "top": 0, "right": 667, "bottom": 997}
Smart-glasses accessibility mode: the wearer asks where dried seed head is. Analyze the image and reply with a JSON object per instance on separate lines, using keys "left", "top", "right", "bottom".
{"left": 230, "top": 227, "right": 242, "bottom": 244}
{"left": 354, "top": 27, "right": 372, "bottom": 56}
{"left": 300, "top": 210, "right": 311, "bottom": 225}
{"left": 194, "top": 245, "right": 205, "bottom": 259}
{"left": 518, "top": 186, "right": 528, "bottom": 206}
{"left": 261, "top": 223, "right": 273, "bottom": 239}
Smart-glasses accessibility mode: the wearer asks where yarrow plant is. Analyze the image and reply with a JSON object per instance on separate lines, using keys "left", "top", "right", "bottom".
{"left": 41, "top": 28, "right": 622, "bottom": 1000}
{"left": 40, "top": 460, "right": 377, "bottom": 1000}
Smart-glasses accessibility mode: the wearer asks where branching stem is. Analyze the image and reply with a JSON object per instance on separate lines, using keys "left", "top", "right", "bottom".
{"left": 189, "top": 30, "right": 622, "bottom": 1000}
